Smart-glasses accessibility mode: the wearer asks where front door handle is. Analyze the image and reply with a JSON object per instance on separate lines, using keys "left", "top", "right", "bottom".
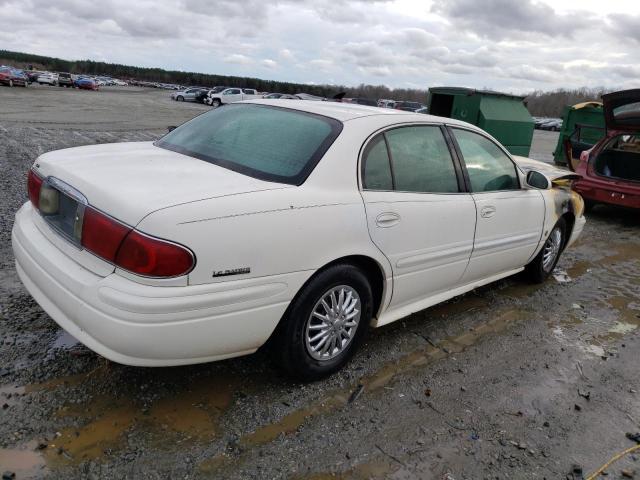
{"left": 375, "top": 212, "right": 401, "bottom": 228}
{"left": 480, "top": 206, "right": 496, "bottom": 218}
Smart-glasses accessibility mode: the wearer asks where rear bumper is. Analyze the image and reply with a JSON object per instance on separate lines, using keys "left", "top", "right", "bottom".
{"left": 575, "top": 178, "right": 640, "bottom": 209}
{"left": 12, "top": 203, "right": 309, "bottom": 366}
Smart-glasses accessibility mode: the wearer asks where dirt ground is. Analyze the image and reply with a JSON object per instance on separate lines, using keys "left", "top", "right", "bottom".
{"left": 1, "top": 85, "right": 639, "bottom": 480}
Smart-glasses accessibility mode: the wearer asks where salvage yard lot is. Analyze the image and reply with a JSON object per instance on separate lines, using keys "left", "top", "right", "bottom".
{"left": 1, "top": 86, "right": 639, "bottom": 479}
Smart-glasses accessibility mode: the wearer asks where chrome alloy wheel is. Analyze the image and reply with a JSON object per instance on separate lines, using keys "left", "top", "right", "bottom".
{"left": 542, "top": 227, "right": 562, "bottom": 272}
{"left": 305, "top": 285, "right": 361, "bottom": 361}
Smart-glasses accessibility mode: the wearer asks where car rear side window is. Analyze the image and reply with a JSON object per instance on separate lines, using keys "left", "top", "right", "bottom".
{"left": 156, "top": 104, "right": 342, "bottom": 185}
{"left": 362, "top": 126, "right": 459, "bottom": 193}
{"left": 362, "top": 135, "right": 393, "bottom": 190}
{"left": 452, "top": 128, "right": 519, "bottom": 192}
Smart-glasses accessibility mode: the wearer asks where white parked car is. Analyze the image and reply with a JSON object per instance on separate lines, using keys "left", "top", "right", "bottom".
{"left": 204, "top": 88, "right": 262, "bottom": 107}
{"left": 13, "top": 101, "right": 585, "bottom": 379}
{"left": 37, "top": 72, "right": 58, "bottom": 86}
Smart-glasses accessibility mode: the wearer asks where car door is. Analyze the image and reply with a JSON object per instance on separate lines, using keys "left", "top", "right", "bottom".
{"left": 224, "top": 88, "right": 242, "bottom": 102}
{"left": 449, "top": 127, "right": 545, "bottom": 283}
{"left": 360, "top": 125, "right": 476, "bottom": 310}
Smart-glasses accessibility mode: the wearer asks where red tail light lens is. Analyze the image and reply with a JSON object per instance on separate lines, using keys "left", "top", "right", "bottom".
{"left": 80, "top": 206, "right": 194, "bottom": 278}
{"left": 27, "top": 169, "right": 43, "bottom": 209}
{"left": 116, "top": 230, "right": 194, "bottom": 277}
{"left": 81, "top": 207, "right": 130, "bottom": 262}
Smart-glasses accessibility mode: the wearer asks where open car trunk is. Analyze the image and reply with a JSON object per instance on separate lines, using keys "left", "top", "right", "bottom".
{"left": 593, "top": 134, "right": 640, "bottom": 183}
{"left": 593, "top": 90, "right": 640, "bottom": 183}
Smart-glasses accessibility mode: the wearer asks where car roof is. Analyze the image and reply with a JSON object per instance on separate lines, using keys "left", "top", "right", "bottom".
{"left": 242, "top": 99, "right": 466, "bottom": 125}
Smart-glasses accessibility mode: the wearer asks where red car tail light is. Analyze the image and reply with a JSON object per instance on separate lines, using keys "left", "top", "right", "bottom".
{"left": 81, "top": 207, "right": 131, "bottom": 262}
{"left": 115, "top": 230, "right": 195, "bottom": 277}
{"left": 80, "top": 206, "right": 194, "bottom": 277}
{"left": 27, "top": 169, "right": 43, "bottom": 209}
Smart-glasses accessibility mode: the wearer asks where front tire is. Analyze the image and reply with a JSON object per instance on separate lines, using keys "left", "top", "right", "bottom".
{"left": 212, "top": 99, "right": 221, "bottom": 108}
{"left": 584, "top": 200, "right": 596, "bottom": 213}
{"left": 8, "top": 79, "right": 13, "bottom": 87}
{"left": 177, "top": 95, "right": 184, "bottom": 102}
{"left": 525, "top": 218, "right": 566, "bottom": 283}
{"left": 273, "top": 264, "right": 373, "bottom": 381}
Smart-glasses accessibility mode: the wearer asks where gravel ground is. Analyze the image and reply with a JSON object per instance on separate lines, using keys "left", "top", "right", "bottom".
{"left": 1, "top": 85, "right": 639, "bottom": 480}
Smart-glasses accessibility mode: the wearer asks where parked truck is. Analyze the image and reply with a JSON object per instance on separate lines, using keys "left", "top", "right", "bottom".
{"left": 205, "top": 88, "right": 262, "bottom": 107}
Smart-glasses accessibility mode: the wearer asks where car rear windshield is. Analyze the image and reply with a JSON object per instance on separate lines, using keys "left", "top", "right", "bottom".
{"left": 156, "top": 104, "right": 343, "bottom": 185}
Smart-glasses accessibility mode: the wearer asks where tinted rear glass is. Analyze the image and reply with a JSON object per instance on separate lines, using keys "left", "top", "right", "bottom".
{"left": 156, "top": 104, "right": 342, "bottom": 185}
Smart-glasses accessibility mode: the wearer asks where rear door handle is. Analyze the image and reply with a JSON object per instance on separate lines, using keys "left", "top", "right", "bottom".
{"left": 375, "top": 212, "right": 401, "bottom": 228}
{"left": 480, "top": 206, "right": 496, "bottom": 218}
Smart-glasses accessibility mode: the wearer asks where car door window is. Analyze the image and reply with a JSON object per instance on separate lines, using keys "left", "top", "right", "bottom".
{"left": 452, "top": 129, "right": 519, "bottom": 192}
{"left": 362, "top": 135, "right": 393, "bottom": 190}
{"left": 385, "top": 126, "right": 459, "bottom": 193}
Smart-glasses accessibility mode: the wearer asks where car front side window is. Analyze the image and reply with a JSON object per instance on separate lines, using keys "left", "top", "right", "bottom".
{"left": 452, "top": 128, "right": 520, "bottom": 192}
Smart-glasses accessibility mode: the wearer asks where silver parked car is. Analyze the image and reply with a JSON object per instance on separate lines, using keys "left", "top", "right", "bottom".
{"left": 171, "top": 88, "right": 207, "bottom": 102}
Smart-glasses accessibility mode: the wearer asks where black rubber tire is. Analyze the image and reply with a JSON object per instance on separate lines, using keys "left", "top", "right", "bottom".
{"left": 212, "top": 99, "right": 221, "bottom": 108}
{"left": 525, "top": 218, "right": 566, "bottom": 283}
{"left": 8, "top": 79, "right": 13, "bottom": 87}
{"left": 584, "top": 200, "right": 596, "bottom": 213}
{"left": 177, "top": 96, "right": 184, "bottom": 102}
{"left": 272, "top": 264, "right": 373, "bottom": 381}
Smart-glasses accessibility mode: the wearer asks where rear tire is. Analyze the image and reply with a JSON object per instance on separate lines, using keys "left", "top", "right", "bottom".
{"left": 525, "top": 218, "right": 566, "bottom": 283}
{"left": 273, "top": 264, "right": 373, "bottom": 381}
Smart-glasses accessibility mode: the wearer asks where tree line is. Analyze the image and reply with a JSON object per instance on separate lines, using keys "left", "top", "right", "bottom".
{"left": 0, "top": 50, "right": 428, "bottom": 102}
{"left": 524, "top": 87, "right": 611, "bottom": 118}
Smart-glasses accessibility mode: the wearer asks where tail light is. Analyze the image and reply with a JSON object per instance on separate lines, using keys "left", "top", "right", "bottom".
{"left": 27, "top": 169, "right": 43, "bottom": 209}
{"left": 81, "top": 207, "right": 194, "bottom": 278}
{"left": 115, "top": 230, "right": 195, "bottom": 277}
{"left": 27, "top": 171, "right": 194, "bottom": 278}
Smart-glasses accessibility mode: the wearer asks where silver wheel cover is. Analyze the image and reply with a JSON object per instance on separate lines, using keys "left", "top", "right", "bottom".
{"left": 305, "top": 285, "right": 361, "bottom": 361}
{"left": 542, "top": 226, "right": 562, "bottom": 272}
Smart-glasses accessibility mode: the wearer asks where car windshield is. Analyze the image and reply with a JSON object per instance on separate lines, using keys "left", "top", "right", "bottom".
{"left": 156, "top": 104, "right": 342, "bottom": 185}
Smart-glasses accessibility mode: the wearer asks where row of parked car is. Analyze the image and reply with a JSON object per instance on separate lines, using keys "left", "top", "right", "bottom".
{"left": 533, "top": 117, "right": 563, "bottom": 131}
{"left": 0, "top": 66, "right": 130, "bottom": 91}
{"left": 169, "top": 85, "right": 429, "bottom": 112}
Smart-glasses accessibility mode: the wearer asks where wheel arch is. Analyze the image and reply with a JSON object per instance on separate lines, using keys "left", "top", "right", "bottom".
{"left": 315, "top": 254, "right": 387, "bottom": 318}
{"left": 262, "top": 254, "right": 389, "bottom": 352}
{"left": 560, "top": 211, "right": 575, "bottom": 250}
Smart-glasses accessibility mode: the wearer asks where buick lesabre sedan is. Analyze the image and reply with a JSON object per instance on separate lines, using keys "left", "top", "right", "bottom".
{"left": 12, "top": 101, "right": 585, "bottom": 379}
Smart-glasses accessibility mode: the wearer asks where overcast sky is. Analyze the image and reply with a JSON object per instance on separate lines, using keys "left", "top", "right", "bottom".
{"left": 1, "top": 0, "right": 639, "bottom": 93}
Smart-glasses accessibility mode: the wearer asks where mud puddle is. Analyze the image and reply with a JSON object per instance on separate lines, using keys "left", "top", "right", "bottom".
{"left": 0, "top": 441, "right": 47, "bottom": 479}
{"left": 43, "top": 371, "right": 241, "bottom": 467}
{"left": 298, "top": 459, "right": 396, "bottom": 480}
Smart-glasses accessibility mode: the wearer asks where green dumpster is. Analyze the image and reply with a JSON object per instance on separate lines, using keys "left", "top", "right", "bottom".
{"left": 427, "top": 87, "right": 534, "bottom": 156}
{"left": 552, "top": 101, "right": 605, "bottom": 170}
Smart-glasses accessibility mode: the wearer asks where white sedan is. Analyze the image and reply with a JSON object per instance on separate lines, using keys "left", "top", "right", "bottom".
{"left": 12, "top": 101, "right": 585, "bottom": 379}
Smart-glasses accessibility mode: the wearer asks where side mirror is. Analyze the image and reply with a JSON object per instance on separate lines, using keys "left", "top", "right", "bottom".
{"left": 167, "top": 126, "right": 177, "bottom": 132}
{"left": 526, "top": 170, "right": 551, "bottom": 190}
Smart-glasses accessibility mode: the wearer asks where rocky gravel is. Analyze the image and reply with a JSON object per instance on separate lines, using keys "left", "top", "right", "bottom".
{"left": 1, "top": 85, "right": 639, "bottom": 479}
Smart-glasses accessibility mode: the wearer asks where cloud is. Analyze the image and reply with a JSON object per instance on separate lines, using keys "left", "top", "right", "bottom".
{"left": 431, "top": 0, "right": 594, "bottom": 39}
{"left": 279, "top": 48, "right": 294, "bottom": 60}
{"left": 0, "top": 0, "right": 637, "bottom": 94}
{"left": 608, "top": 13, "right": 640, "bottom": 43}
{"left": 224, "top": 54, "right": 252, "bottom": 65}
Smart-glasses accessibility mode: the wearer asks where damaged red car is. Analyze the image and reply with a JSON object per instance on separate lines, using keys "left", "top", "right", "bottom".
{"left": 574, "top": 89, "right": 640, "bottom": 210}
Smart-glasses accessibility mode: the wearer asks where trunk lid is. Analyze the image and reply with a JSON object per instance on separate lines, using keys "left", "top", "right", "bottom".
{"left": 34, "top": 141, "right": 291, "bottom": 226}
{"left": 603, "top": 89, "right": 640, "bottom": 133}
